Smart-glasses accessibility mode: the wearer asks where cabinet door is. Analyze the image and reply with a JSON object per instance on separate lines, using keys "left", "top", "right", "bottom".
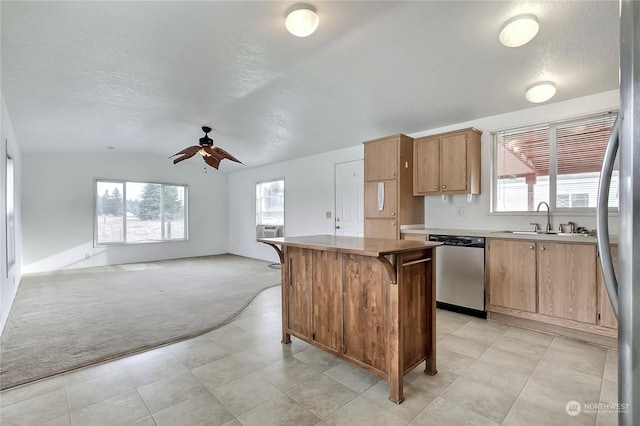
{"left": 312, "top": 251, "right": 342, "bottom": 351}
{"left": 401, "top": 233, "right": 428, "bottom": 241}
{"left": 597, "top": 245, "right": 619, "bottom": 329}
{"left": 486, "top": 239, "right": 537, "bottom": 312}
{"left": 364, "top": 218, "right": 398, "bottom": 239}
{"left": 364, "top": 180, "right": 398, "bottom": 218}
{"left": 286, "top": 247, "right": 312, "bottom": 338}
{"left": 538, "top": 243, "right": 597, "bottom": 324}
{"left": 440, "top": 133, "right": 467, "bottom": 193}
{"left": 364, "top": 138, "right": 398, "bottom": 181}
{"left": 343, "top": 255, "right": 388, "bottom": 373}
{"left": 414, "top": 136, "right": 441, "bottom": 195}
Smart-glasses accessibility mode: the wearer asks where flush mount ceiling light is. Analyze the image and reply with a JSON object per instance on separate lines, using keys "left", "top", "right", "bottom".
{"left": 499, "top": 14, "right": 539, "bottom": 47}
{"left": 525, "top": 81, "right": 556, "bottom": 103}
{"left": 285, "top": 3, "right": 319, "bottom": 37}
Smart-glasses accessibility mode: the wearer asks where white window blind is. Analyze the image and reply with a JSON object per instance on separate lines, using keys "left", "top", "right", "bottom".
{"left": 555, "top": 113, "right": 618, "bottom": 209}
{"left": 495, "top": 126, "right": 550, "bottom": 212}
{"left": 493, "top": 112, "right": 618, "bottom": 212}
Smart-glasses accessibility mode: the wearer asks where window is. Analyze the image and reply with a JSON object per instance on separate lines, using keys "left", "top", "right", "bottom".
{"left": 95, "top": 180, "right": 187, "bottom": 245}
{"left": 493, "top": 112, "right": 618, "bottom": 212}
{"left": 6, "top": 150, "right": 15, "bottom": 274}
{"left": 256, "top": 179, "right": 284, "bottom": 226}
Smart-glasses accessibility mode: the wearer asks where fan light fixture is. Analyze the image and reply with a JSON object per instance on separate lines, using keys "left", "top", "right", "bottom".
{"left": 499, "top": 14, "right": 539, "bottom": 47}
{"left": 285, "top": 4, "right": 319, "bottom": 37}
{"left": 525, "top": 81, "right": 556, "bottom": 103}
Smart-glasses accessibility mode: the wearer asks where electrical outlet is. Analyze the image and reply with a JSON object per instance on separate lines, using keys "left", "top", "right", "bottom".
{"left": 456, "top": 207, "right": 467, "bottom": 217}
{"left": 325, "top": 211, "right": 332, "bottom": 219}
{"left": 85, "top": 253, "right": 91, "bottom": 259}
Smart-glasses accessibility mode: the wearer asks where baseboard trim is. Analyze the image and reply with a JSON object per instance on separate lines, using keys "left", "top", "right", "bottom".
{"left": 437, "top": 301, "right": 487, "bottom": 319}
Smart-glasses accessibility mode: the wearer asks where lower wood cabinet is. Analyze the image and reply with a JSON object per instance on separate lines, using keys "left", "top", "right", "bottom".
{"left": 312, "top": 250, "right": 343, "bottom": 351}
{"left": 486, "top": 239, "right": 537, "bottom": 313}
{"left": 343, "top": 255, "right": 389, "bottom": 372}
{"left": 537, "top": 242, "right": 597, "bottom": 324}
{"left": 286, "top": 247, "right": 343, "bottom": 351}
{"left": 364, "top": 219, "right": 398, "bottom": 240}
{"left": 486, "top": 238, "right": 615, "bottom": 344}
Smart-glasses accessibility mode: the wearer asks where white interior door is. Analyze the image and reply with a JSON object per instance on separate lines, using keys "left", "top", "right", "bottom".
{"left": 335, "top": 160, "right": 364, "bottom": 236}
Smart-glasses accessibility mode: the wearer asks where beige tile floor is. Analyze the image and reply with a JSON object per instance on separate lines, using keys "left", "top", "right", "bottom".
{"left": 0, "top": 286, "right": 619, "bottom": 426}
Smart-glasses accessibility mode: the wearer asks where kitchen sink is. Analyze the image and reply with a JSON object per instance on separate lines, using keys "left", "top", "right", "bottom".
{"left": 494, "top": 230, "right": 592, "bottom": 237}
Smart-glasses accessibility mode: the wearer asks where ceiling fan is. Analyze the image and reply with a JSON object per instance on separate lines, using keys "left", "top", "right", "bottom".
{"left": 170, "top": 126, "right": 242, "bottom": 169}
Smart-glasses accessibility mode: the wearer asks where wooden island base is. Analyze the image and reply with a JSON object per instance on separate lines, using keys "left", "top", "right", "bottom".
{"left": 259, "top": 235, "right": 440, "bottom": 403}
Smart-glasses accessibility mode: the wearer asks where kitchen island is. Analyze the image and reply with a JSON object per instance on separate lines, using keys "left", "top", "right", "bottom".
{"left": 259, "top": 234, "right": 441, "bottom": 403}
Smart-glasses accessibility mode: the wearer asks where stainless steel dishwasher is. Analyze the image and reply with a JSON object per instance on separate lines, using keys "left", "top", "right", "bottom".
{"left": 428, "top": 234, "right": 486, "bottom": 318}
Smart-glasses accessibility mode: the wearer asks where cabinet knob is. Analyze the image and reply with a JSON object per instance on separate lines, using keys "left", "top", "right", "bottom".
{"left": 392, "top": 172, "right": 396, "bottom": 177}
{"left": 540, "top": 246, "right": 546, "bottom": 251}
{"left": 391, "top": 212, "right": 396, "bottom": 216}
{"left": 391, "top": 222, "right": 396, "bottom": 226}
{"left": 434, "top": 185, "right": 438, "bottom": 189}
{"left": 442, "top": 185, "right": 447, "bottom": 189}
{"left": 529, "top": 246, "right": 534, "bottom": 250}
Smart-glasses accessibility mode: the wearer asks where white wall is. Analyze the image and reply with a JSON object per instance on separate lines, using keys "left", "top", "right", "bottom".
{"left": 410, "top": 90, "right": 620, "bottom": 234}
{"left": 22, "top": 153, "right": 229, "bottom": 273}
{"left": 228, "top": 90, "right": 619, "bottom": 263}
{"left": 1, "top": 95, "right": 23, "bottom": 332}
{"left": 228, "top": 145, "right": 363, "bottom": 262}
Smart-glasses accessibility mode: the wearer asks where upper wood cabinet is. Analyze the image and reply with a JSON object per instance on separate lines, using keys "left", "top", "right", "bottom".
{"left": 597, "top": 245, "right": 619, "bottom": 329}
{"left": 537, "top": 242, "right": 597, "bottom": 324}
{"left": 363, "top": 134, "right": 423, "bottom": 239}
{"left": 413, "top": 128, "right": 481, "bottom": 196}
{"left": 486, "top": 239, "right": 537, "bottom": 313}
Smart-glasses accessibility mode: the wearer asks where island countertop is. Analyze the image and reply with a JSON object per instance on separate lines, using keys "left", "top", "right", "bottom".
{"left": 258, "top": 234, "right": 442, "bottom": 257}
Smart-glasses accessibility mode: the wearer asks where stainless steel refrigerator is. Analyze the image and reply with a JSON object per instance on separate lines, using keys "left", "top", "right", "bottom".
{"left": 597, "top": 1, "right": 639, "bottom": 424}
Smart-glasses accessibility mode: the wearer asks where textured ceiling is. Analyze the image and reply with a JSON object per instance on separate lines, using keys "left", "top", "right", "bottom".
{"left": 1, "top": 1, "right": 619, "bottom": 171}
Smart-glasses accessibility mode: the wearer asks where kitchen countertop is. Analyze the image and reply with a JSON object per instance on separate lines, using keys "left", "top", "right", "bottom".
{"left": 258, "top": 234, "right": 441, "bottom": 257}
{"left": 400, "top": 226, "right": 617, "bottom": 244}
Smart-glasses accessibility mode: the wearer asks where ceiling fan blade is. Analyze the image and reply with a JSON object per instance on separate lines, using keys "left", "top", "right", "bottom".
{"left": 203, "top": 154, "right": 220, "bottom": 169}
{"left": 212, "top": 147, "right": 243, "bottom": 164}
{"left": 169, "top": 145, "right": 200, "bottom": 159}
{"left": 202, "top": 146, "right": 224, "bottom": 162}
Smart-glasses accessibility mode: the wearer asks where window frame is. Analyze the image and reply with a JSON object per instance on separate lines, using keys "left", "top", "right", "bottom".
{"left": 490, "top": 111, "right": 619, "bottom": 215}
{"left": 94, "top": 179, "right": 189, "bottom": 246}
{"left": 256, "top": 178, "right": 285, "bottom": 227}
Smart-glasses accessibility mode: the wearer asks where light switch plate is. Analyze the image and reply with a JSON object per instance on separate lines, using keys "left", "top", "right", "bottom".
{"left": 326, "top": 211, "right": 332, "bottom": 219}
{"left": 456, "top": 207, "right": 467, "bottom": 217}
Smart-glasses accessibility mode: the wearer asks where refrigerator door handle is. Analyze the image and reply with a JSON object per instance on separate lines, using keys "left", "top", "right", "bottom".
{"left": 597, "top": 114, "right": 621, "bottom": 319}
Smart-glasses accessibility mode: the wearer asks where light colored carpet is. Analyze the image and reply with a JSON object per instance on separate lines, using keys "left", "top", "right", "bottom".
{"left": 0, "top": 254, "right": 281, "bottom": 390}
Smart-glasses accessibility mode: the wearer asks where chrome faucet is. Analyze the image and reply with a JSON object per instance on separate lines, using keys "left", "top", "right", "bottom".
{"left": 536, "top": 201, "right": 552, "bottom": 232}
